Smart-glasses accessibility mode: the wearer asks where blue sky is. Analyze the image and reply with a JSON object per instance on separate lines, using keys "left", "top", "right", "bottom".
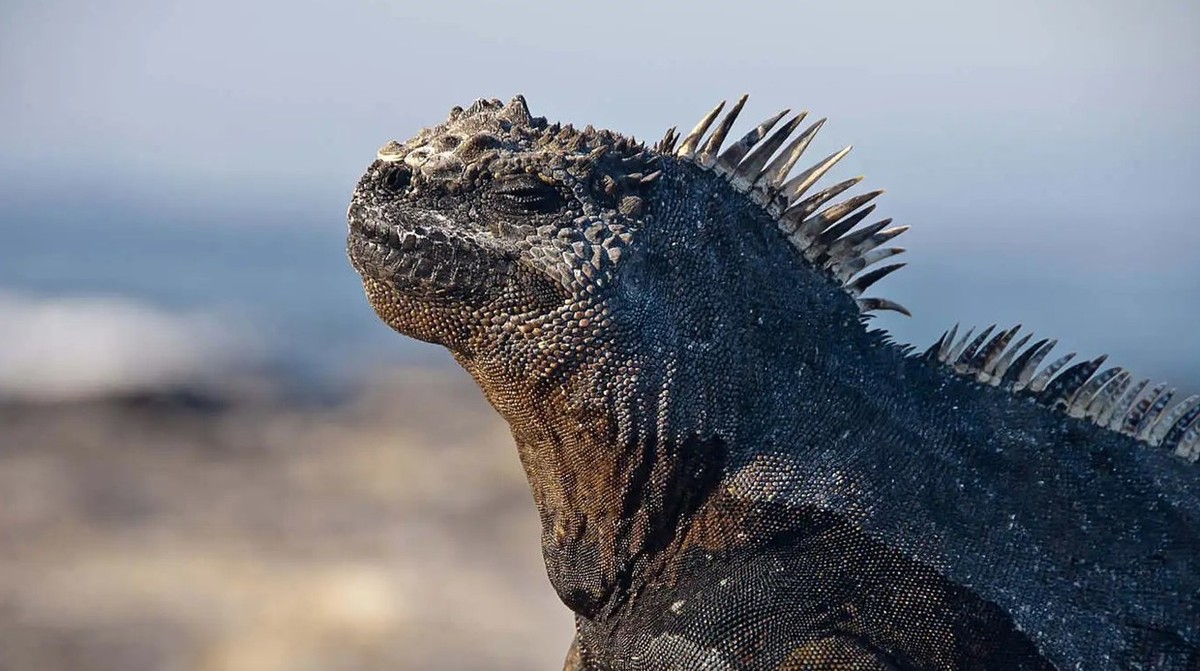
{"left": 1, "top": 0, "right": 1197, "bottom": 394}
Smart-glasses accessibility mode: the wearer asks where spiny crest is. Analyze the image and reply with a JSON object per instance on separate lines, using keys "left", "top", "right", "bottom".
{"left": 664, "top": 95, "right": 910, "bottom": 316}
{"left": 376, "top": 96, "right": 655, "bottom": 177}
{"left": 925, "top": 324, "right": 1200, "bottom": 462}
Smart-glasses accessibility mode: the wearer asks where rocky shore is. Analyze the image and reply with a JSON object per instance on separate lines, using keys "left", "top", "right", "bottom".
{"left": 0, "top": 368, "right": 570, "bottom": 671}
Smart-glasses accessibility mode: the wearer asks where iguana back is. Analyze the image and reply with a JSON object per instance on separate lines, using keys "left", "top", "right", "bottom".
{"left": 346, "top": 95, "right": 1198, "bottom": 669}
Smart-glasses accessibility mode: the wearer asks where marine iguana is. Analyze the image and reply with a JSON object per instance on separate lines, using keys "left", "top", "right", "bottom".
{"left": 346, "top": 95, "right": 1199, "bottom": 670}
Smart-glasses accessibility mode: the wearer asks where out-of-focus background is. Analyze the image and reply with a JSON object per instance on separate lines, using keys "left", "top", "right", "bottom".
{"left": 0, "top": 1, "right": 1196, "bottom": 669}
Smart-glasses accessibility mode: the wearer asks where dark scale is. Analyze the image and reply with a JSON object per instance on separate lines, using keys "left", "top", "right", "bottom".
{"left": 347, "top": 95, "right": 1199, "bottom": 670}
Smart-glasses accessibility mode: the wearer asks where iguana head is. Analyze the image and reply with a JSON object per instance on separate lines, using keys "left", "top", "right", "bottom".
{"left": 347, "top": 96, "right": 666, "bottom": 365}
{"left": 349, "top": 95, "right": 909, "bottom": 379}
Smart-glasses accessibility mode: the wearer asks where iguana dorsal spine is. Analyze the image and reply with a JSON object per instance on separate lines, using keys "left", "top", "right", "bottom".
{"left": 347, "top": 94, "right": 1198, "bottom": 670}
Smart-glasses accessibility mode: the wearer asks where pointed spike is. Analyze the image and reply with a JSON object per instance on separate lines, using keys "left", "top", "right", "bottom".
{"left": 856, "top": 297, "right": 911, "bottom": 317}
{"left": 585, "top": 145, "right": 610, "bottom": 164}
{"left": 828, "top": 225, "right": 909, "bottom": 269}
{"left": 956, "top": 324, "right": 997, "bottom": 371}
{"left": 716, "top": 109, "right": 789, "bottom": 174}
{"left": 1119, "top": 382, "right": 1168, "bottom": 435}
{"left": 814, "top": 205, "right": 877, "bottom": 247}
{"left": 1027, "top": 352, "right": 1076, "bottom": 394}
{"left": 812, "top": 191, "right": 886, "bottom": 228}
{"left": 938, "top": 324, "right": 960, "bottom": 363}
{"left": 1087, "top": 370, "right": 1132, "bottom": 421}
{"left": 832, "top": 247, "right": 906, "bottom": 283}
{"left": 1135, "top": 387, "right": 1176, "bottom": 440}
{"left": 761, "top": 118, "right": 827, "bottom": 191}
{"left": 733, "top": 113, "right": 807, "bottom": 190}
{"left": 675, "top": 100, "right": 726, "bottom": 158}
{"left": 782, "top": 146, "right": 853, "bottom": 203}
{"left": 990, "top": 332, "right": 1033, "bottom": 384}
{"left": 1158, "top": 396, "right": 1200, "bottom": 449}
{"left": 1175, "top": 419, "right": 1200, "bottom": 462}
{"left": 793, "top": 190, "right": 885, "bottom": 246}
{"left": 1067, "top": 366, "right": 1123, "bottom": 418}
{"left": 924, "top": 330, "right": 950, "bottom": 362}
{"left": 785, "top": 176, "right": 864, "bottom": 221}
{"left": 657, "top": 126, "right": 679, "bottom": 153}
{"left": 500, "top": 94, "right": 533, "bottom": 124}
{"left": 845, "top": 263, "right": 905, "bottom": 297}
{"left": 640, "top": 170, "right": 662, "bottom": 184}
{"left": 945, "top": 326, "right": 977, "bottom": 365}
{"left": 1008, "top": 339, "right": 1055, "bottom": 391}
{"left": 1107, "top": 379, "right": 1151, "bottom": 430}
{"left": 824, "top": 218, "right": 894, "bottom": 261}
{"left": 808, "top": 206, "right": 878, "bottom": 262}
{"left": 695, "top": 94, "right": 749, "bottom": 168}
{"left": 978, "top": 325, "right": 1021, "bottom": 378}
{"left": 1038, "top": 355, "right": 1106, "bottom": 409}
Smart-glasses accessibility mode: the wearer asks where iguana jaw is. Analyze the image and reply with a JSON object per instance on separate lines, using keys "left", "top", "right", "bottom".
{"left": 347, "top": 202, "right": 511, "bottom": 302}
{"left": 346, "top": 190, "right": 507, "bottom": 349}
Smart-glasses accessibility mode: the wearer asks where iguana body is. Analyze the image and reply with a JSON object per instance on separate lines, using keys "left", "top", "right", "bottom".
{"left": 346, "top": 96, "right": 1199, "bottom": 669}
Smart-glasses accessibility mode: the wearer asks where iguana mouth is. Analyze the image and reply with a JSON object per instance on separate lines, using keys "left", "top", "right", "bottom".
{"left": 347, "top": 210, "right": 503, "bottom": 297}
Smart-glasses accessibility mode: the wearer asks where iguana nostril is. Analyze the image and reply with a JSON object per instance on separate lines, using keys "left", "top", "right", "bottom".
{"left": 380, "top": 165, "right": 411, "bottom": 192}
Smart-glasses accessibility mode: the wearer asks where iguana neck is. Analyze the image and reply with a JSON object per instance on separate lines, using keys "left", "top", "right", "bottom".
{"left": 456, "top": 238, "right": 889, "bottom": 617}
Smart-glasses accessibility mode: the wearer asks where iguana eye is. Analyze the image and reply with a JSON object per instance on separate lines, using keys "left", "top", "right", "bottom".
{"left": 380, "top": 164, "right": 412, "bottom": 193}
{"left": 491, "top": 174, "right": 564, "bottom": 214}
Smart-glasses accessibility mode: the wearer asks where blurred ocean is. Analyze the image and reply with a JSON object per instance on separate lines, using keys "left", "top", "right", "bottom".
{"left": 0, "top": 164, "right": 450, "bottom": 399}
{"left": 0, "top": 2, "right": 1195, "bottom": 669}
{"left": 4, "top": 155, "right": 1199, "bottom": 400}
{"left": 3, "top": 0, "right": 1197, "bottom": 401}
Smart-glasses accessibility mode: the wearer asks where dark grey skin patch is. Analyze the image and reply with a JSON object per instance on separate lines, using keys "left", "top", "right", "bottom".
{"left": 347, "top": 95, "right": 1198, "bottom": 670}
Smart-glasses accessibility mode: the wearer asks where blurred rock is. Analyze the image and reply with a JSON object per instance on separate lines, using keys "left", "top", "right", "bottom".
{"left": 0, "top": 367, "right": 571, "bottom": 671}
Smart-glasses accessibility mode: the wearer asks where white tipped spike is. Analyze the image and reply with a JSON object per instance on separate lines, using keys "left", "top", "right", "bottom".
{"left": 782, "top": 146, "right": 853, "bottom": 203}
{"left": 845, "top": 263, "right": 905, "bottom": 297}
{"left": 1176, "top": 420, "right": 1200, "bottom": 462}
{"left": 732, "top": 113, "right": 807, "bottom": 190}
{"left": 1013, "top": 340, "right": 1057, "bottom": 392}
{"left": 1067, "top": 367, "right": 1124, "bottom": 418}
{"left": 676, "top": 101, "right": 726, "bottom": 159}
{"left": 1135, "top": 387, "right": 1176, "bottom": 439}
{"left": 989, "top": 333, "right": 1034, "bottom": 384}
{"left": 1085, "top": 370, "right": 1131, "bottom": 421}
{"left": 832, "top": 247, "right": 906, "bottom": 283}
{"left": 856, "top": 297, "right": 911, "bottom": 316}
{"left": 945, "top": 327, "right": 976, "bottom": 365}
{"left": 1028, "top": 352, "right": 1076, "bottom": 394}
{"left": 1162, "top": 401, "right": 1200, "bottom": 451}
{"left": 787, "top": 176, "right": 865, "bottom": 220}
{"left": 826, "top": 224, "right": 908, "bottom": 264}
{"left": 788, "top": 191, "right": 885, "bottom": 250}
{"left": 937, "top": 324, "right": 960, "bottom": 362}
{"left": 1117, "top": 381, "right": 1168, "bottom": 434}
{"left": 1105, "top": 378, "right": 1150, "bottom": 429}
{"left": 695, "top": 94, "right": 749, "bottom": 168}
{"left": 759, "top": 118, "right": 827, "bottom": 192}
{"left": 1150, "top": 394, "right": 1200, "bottom": 446}
{"left": 716, "top": 109, "right": 789, "bottom": 174}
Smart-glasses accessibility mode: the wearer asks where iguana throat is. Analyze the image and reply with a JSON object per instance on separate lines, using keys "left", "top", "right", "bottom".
{"left": 347, "top": 95, "right": 1199, "bottom": 670}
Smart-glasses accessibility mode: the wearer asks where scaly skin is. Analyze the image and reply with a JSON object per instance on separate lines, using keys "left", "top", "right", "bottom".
{"left": 347, "top": 96, "right": 1198, "bottom": 669}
